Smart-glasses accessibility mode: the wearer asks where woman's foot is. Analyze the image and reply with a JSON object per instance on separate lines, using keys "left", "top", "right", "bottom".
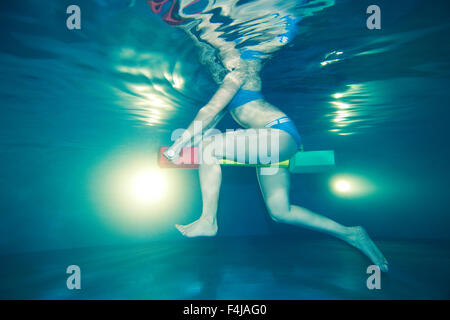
{"left": 175, "top": 217, "right": 218, "bottom": 237}
{"left": 345, "top": 226, "right": 389, "bottom": 272}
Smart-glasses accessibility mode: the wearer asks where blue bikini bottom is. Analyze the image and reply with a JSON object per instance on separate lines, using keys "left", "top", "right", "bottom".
{"left": 264, "top": 116, "right": 302, "bottom": 149}
{"left": 227, "top": 90, "right": 302, "bottom": 149}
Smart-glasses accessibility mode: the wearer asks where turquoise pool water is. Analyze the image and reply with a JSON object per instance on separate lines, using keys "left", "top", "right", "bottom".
{"left": 0, "top": 0, "right": 449, "bottom": 299}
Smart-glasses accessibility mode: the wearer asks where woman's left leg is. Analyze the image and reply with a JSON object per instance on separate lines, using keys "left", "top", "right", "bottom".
{"left": 175, "top": 156, "right": 221, "bottom": 237}
{"left": 175, "top": 128, "right": 295, "bottom": 237}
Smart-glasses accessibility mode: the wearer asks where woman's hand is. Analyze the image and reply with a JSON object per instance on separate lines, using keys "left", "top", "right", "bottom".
{"left": 163, "top": 70, "right": 244, "bottom": 161}
{"left": 163, "top": 145, "right": 181, "bottom": 163}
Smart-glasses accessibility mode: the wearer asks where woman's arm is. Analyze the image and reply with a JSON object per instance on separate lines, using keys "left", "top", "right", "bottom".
{"left": 164, "top": 70, "right": 245, "bottom": 160}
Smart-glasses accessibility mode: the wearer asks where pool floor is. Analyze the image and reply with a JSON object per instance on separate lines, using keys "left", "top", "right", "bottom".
{"left": 0, "top": 237, "right": 449, "bottom": 299}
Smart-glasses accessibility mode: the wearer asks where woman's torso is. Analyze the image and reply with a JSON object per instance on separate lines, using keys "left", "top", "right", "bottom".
{"left": 149, "top": 0, "right": 295, "bottom": 128}
{"left": 178, "top": 1, "right": 298, "bottom": 128}
{"left": 226, "top": 58, "right": 287, "bottom": 129}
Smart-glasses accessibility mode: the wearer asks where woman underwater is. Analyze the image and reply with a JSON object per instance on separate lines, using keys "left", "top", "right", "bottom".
{"left": 149, "top": 0, "right": 389, "bottom": 272}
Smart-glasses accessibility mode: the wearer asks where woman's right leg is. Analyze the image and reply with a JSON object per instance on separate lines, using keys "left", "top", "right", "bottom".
{"left": 257, "top": 167, "right": 389, "bottom": 272}
{"left": 257, "top": 168, "right": 352, "bottom": 239}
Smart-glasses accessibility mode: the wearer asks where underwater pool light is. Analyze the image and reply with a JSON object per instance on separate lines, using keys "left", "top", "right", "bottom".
{"left": 91, "top": 150, "right": 191, "bottom": 235}
{"left": 127, "top": 169, "right": 167, "bottom": 205}
{"left": 334, "top": 179, "right": 351, "bottom": 193}
{"left": 330, "top": 174, "right": 375, "bottom": 197}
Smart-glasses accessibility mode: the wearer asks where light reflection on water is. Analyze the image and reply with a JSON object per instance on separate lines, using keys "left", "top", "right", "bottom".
{"left": 1, "top": 0, "right": 447, "bottom": 137}
{"left": 113, "top": 0, "right": 336, "bottom": 127}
